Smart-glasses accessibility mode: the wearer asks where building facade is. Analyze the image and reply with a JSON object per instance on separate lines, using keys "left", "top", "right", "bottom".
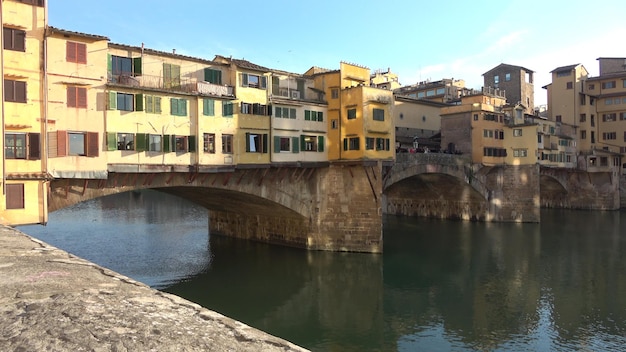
{"left": 483, "top": 64, "right": 535, "bottom": 115}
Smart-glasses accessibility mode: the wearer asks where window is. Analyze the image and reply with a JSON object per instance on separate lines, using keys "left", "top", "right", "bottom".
{"left": 222, "top": 134, "right": 233, "bottom": 153}
{"left": 347, "top": 108, "right": 357, "bottom": 119}
{"left": 600, "top": 157, "right": 608, "bottom": 166}
{"left": 203, "top": 133, "right": 215, "bottom": 153}
{"left": 602, "top": 132, "right": 617, "bottom": 140}
{"left": 331, "top": 88, "right": 339, "bottom": 99}
{"left": 417, "top": 92, "right": 425, "bottom": 98}
{"left": 4, "top": 79, "right": 27, "bottom": 103}
{"left": 278, "top": 137, "right": 290, "bottom": 152}
{"left": 67, "top": 86, "right": 87, "bottom": 108}
{"left": 373, "top": 108, "right": 385, "bottom": 121}
{"left": 556, "top": 115, "right": 562, "bottom": 122}
{"left": 436, "top": 88, "right": 445, "bottom": 95}
{"left": 3, "top": 27, "right": 25, "bottom": 52}
{"left": 117, "top": 93, "right": 134, "bottom": 111}
{"left": 305, "top": 110, "right": 323, "bottom": 121}
{"left": 513, "top": 129, "right": 522, "bottom": 137}
{"left": 605, "top": 98, "right": 613, "bottom": 105}
{"left": 275, "top": 106, "right": 296, "bottom": 119}
{"left": 111, "top": 55, "right": 133, "bottom": 77}
{"left": 240, "top": 73, "right": 267, "bottom": 89}
{"left": 556, "top": 70, "right": 571, "bottom": 77}
{"left": 203, "top": 99, "right": 215, "bottom": 116}
{"left": 170, "top": 98, "right": 187, "bottom": 116}
{"left": 145, "top": 95, "right": 161, "bottom": 114}
{"left": 68, "top": 132, "right": 86, "bottom": 155}
{"left": 375, "top": 138, "right": 390, "bottom": 151}
{"left": 149, "top": 134, "right": 162, "bottom": 152}
{"left": 52, "top": 130, "right": 98, "bottom": 157}
{"left": 365, "top": 137, "right": 375, "bottom": 150}
{"left": 621, "top": 112, "right": 626, "bottom": 121}
{"left": 591, "top": 131, "right": 595, "bottom": 143}
{"left": 245, "top": 133, "right": 267, "bottom": 153}
{"left": 117, "top": 133, "right": 134, "bottom": 151}
{"left": 581, "top": 130, "right": 586, "bottom": 139}
{"left": 107, "top": 92, "right": 139, "bottom": 111}
{"left": 5, "top": 133, "right": 40, "bottom": 160}
{"left": 566, "top": 82, "right": 573, "bottom": 89}
{"left": 204, "top": 68, "right": 222, "bottom": 84}
{"left": 494, "top": 75, "right": 499, "bottom": 84}
{"left": 175, "top": 136, "right": 190, "bottom": 153}
{"left": 223, "top": 102, "right": 234, "bottom": 117}
{"left": 344, "top": 137, "right": 360, "bottom": 151}
{"left": 6, "top": 184, "right": 24, "bottom": 210}
{"left": 483, "top": 147, "right": 507, "bottom": 157}
{"left": 580, "top": 114, "right": 586, "bottom": 122}
{"left": 473, "top": 114, "right": 478, "bottom": 121}
{"left": 301, "top": 135, "right": 323, "bottom": 152}
{"left": 589, "top": 84, "right": 595, "bottom": 90}
{"left": 513, "top": 149, "right": 528, "bottom": 157}
{"left": 240, "top": 102, "right": 268, "bottom": 115}
{"left": 163, "top": 63, "right": 181, "bottom": 89}
{"left": 426, "top": 90, "right": 435, "bottom": 97}
{"left": 602, "top": 81, "right": 616, "bottom": 89}
{"left": 66, "top": 41, "right": 87, "bottom": 64}
{"left": 331, "top": 119, "right": 338, "bottom": 129}
{"left": 603, "top": 113, "right": 617, "bottom": 122}
{"left": 505, "top": 73, "right": 511, "bottom": 81}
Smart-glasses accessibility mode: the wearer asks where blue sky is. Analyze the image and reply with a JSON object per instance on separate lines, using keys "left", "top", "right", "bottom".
{"left": 49, "top": 0, "right": 626, "bottom": 107}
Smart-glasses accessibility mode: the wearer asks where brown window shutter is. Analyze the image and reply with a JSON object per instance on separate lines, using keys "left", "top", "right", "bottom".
{"left": 77, "top": 87, "right": 87, "bottom": 108}
{"left": 86, "top": 132, "right": 99, "bottom": 157}
{"left": 57, "top": 130, "right": 67, "bottom": 157}
{"left": 15, "top": 81, "right": 26, "bottom": 103}
{"left": 67, "top": 86, "right": 76, "bottom": 107}
{"left": 66, "top": 41, "right": 76, "bottom": 62}
{"left": 28, "top": 133, "right": 40, "bottom": 160}
{"left": 77, "top": 43, "right": 87, "bottom": 64}
{"left": 6, "top": 184, "right": 25, "bottom": 209}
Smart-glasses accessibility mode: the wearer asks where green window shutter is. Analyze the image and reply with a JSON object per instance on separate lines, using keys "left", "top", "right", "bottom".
{"left": 106, "top": 132, "right": 117, "bottom": 151}
{"left": 318, "top": 136, "right": 324, "bottom": 152}
{"left": 163, "top": 63, "right": 171, "bottom": 88}
{"left": 107, "top": 91, "right": 117, "bottom": 110}
{"left": 300, "top": 135, "right": 305, "bottom": 151}
{"left": 260, "top": 76, "right": 267, "bottom": 89}
{"left": 343, "top": 138, "right": 348, "bottom": 151}
{"left": 262, "top": 134, "right": 268, "bottom": 153}
{"left": 133, "top": 57, "right": 142, "bottom": 75}
{"left": 245, "top": 132, "right": 250, "bottom": 152}
{"left": 290, "top": 108, "right": 296, "bottom": 119}
{"left": 274, "top": 136, "right": 281, "bottom": 153}
{"left": 135, "top": 93, "right": 144, "bottom": 111}
{"left": 292, "top": 137, "right": 299, "bottom": 153}
{"left": 241, "top": 73, "right": 248, "bottom": 87}
{"left": 172, "top": 65, "right": 181, "bottom": 88}
{"left": 275, "top": 106, "right": 282, "bottom": 118}
{"left": 203, "top": 99, "right": 214, "bottom": 116}
{"left": 204, "top": 68, "right": 211, "bottom": 82}
{"left": 181, "top": 99, "right": 187, "bottom": 116}
{"left": 203, "top": 99, "right": 209, "bottom": 115}
{"left": 305, "top": 110, "right": 311, "bottom": 121}
{"left": 188, "top": 135, "right": 196, "bottom": 152}
{"left": 170, "top": 98, "right": 176, "bottom": 115}
{"left": 155, "top": 97, "right": 161, "bottom": 113}
{"left": 272, "top": 76, "right": 279, "bottom": 95}
{"left": 163, "top": 135, "right": 171, "bottom": 152}
{"left": 136, "top": 133, "right": 147, "bottom": 152}
{"left": 318, "top": 112, "right": 323, "bottom": 122}
{"left": 107, "top": 54, "right": 112, "bottom": 75}
{"left": 146, "top": 95, "right": 153, "bottom": 113}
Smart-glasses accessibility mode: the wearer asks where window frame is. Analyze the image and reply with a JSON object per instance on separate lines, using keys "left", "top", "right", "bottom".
{"left": 67, "top": 86, "right": 87, "bottom": 108}
{"left": 66, "top": 41, "right": 87, "bottom": 64}
{"left": 4, "top": 79, "right": 27, "bottom": 103}
{"left": 203, "top": 133, "right": 216, "bottom": 153}
{"left": 3, "top": 27, "right": 26, "bottom": 52}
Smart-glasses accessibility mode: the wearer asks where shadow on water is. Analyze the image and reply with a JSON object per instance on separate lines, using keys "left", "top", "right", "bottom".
{"left": 17, "top": 191, "right": 626, "bottom": 351}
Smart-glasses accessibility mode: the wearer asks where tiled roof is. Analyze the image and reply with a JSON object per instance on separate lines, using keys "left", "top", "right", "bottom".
{"left": 550, "top": 64, "right": 579, "bottom": 73}
{"left": 47, "top": 26, "right": 109, "bottom": 41}
{"left": 214, "top": 55, "right": 270, "bottom": 72}
{"left": 109, "top": 43, "right": 225, "bottom": 66}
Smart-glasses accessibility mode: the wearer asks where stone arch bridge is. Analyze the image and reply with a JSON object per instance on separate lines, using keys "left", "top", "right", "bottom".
{"left": 49, "top": 154, "right": 620, "bottom": 253}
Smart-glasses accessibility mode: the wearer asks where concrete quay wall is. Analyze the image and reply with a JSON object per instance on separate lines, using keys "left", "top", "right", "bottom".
{"left": 0, "top": 226, "right": 308, "bottom": 352}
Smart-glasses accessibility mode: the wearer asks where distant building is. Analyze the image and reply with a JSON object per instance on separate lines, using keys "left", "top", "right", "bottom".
{"left": 393, "top": 96, "right": 445, "bottom": 152}
{"left": 483, "top": 63, "right": 535, "bottom": 115}
{"left": 394, "top": 78, "right": 469, "bottom": 104}
{"left": 370, "top": 68, "right": 401, "bottom": 91}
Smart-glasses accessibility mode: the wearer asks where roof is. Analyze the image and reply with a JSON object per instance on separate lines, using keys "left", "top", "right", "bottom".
{"left": 585, "top": 71, "right": 626, "bottom": 82}
{"left": 109, "top": 43, "right": 224, "bottom": 66}
{"left": 550, "top": 64, "right": 580, "bottom": 73}
{"left": 47, "top": 26, "right": 109, "bottom": 41}
{"left": 483, "top": 63, "right": 535, "bottom": 75}
{"left": 394, "top": 95, "right": 450, "bottom": 107}
{"left": 213, "top": 55, "right": 270, "bottom": 72}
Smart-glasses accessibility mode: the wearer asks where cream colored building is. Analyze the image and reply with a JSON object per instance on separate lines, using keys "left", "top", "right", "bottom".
{"left": 393, "top": 95, "right": 444, "bottom": 151}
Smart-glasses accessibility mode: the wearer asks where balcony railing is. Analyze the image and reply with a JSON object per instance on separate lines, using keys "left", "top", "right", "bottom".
{"left": 109, "top": 74, "right": 233, "bottom": 97}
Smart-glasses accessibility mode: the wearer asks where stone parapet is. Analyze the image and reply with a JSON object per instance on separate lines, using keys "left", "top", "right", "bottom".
{"left": 0, "top": 226, "right": 308, "bottom": 352}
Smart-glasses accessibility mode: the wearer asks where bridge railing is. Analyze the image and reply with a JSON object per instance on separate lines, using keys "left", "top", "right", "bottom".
{"left": 395, "top": 152, "right": 471, "bottom": 166}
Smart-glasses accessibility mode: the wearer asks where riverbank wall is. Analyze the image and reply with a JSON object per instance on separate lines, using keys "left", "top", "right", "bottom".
{"left": 0, "top": 226, "right": 308, "bottom": 351}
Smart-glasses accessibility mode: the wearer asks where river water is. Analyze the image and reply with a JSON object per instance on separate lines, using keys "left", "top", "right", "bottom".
{"left": 18, "top": 190, "right": 626, "bottom": 351}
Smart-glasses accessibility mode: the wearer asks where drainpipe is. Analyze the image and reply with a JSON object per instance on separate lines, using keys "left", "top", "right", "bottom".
{"left": 1, "top": 0, "right": 5, "bottom": 196}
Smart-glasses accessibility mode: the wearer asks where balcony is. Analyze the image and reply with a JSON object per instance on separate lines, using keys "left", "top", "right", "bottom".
{"left": 109, "top": 74, "right": 234, "bottom": 97}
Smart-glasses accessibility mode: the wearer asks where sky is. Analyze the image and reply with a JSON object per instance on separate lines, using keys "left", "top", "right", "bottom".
{"left": 47, "top": 0, "right": 626, "bottom": 107}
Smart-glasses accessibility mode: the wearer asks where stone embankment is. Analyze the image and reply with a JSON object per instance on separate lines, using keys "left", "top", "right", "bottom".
{"left": 0, "top": 226, "right": 308, "bottom": 351}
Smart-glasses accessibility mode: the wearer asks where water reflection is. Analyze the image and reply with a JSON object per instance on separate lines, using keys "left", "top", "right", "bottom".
{"left": 16, "top": 191, "right": 626, "bottom": 351}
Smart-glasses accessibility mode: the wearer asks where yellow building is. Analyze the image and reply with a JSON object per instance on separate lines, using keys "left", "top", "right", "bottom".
{"left": 393, "top": 95, "right": 444, "bottom": 152}
{"left": 308, "top": 62, "right": 394, "bottom": 162}
{"left": 45, "top": 27, "right": 109, "bottom": 179}
{"left": 1, "top": 0, "right": 47, "bottom": 225}
{"left": 441, "top": 88, "right": 508, "bottom": 165}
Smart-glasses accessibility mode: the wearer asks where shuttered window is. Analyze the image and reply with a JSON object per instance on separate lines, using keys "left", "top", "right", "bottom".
{"left": 163, "top": 63, "right": 181, "bottom": 89}
{"left": 66, "top": 41, "right": 87, "bottom": 64}
{"left": 3, "top": 27, "right": 25, "bottom": 52}
{"left": 203, "top": 98, "right": 215, "bottom": 116}
{"left": 4, "top": 79, "right": 27, "bottom": 103}
{"left": 170, "top": 98, "right": 187, "bottom": 116}
{"left": 6, "top": 184, "right": 24, "bottom": 210}
{"left": 67, "top": 86, "right": 87, "bottom": 108}
{"left": 204, "top": 68, "right": 222, "bottom": 84}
